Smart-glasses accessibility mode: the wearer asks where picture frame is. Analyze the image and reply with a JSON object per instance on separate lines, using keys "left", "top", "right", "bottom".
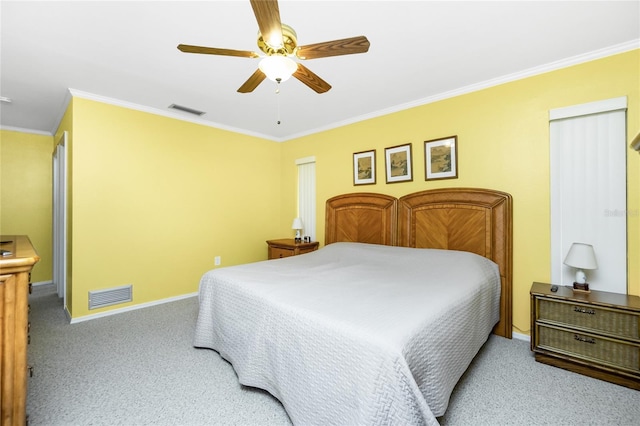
{"left": 384, "top": 143, "right": 413, "bottom": 183}
{"left": 425, "top": 136, "right": 458, "bottom": 181}
{"left": 353, "top": 149, "right": 376, "bottom": 185}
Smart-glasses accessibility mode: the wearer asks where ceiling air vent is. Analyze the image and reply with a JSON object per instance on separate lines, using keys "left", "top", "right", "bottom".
{"left": 168, "top": 103, "right": 205, "bottom": 116}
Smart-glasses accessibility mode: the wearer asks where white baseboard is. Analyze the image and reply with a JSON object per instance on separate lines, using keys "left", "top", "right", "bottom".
{"left": 512, "top": 331, "right": 530, "bottom": 342}
{"left": 32, "top": 280, "right": 53, "bottom": 287}
{"left": 69, "top": 292, "right": 198, "bottom": 324}
{"left": 45, "top": 283, "right": 535, "bottom": 343}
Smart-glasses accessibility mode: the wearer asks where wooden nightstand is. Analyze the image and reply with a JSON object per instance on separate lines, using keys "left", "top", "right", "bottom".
{"left": 266, "top": 239, "right": 319, "bottom": 259}
{"left": 530, "top": 281, "right": 640, "bottom": 390}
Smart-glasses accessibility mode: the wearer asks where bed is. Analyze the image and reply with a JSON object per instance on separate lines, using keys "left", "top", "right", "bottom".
{"left": 194, "top": 188, "right": 512, "bottom": 425}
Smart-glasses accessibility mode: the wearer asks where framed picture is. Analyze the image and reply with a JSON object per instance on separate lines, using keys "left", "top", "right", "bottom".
{"left": 353, "top": 149, "right": 376, "bottom": 185}
{"left": 425, "top": 136, "right": 458, "bottom": 180}
{"left": 385, "top": 143, "right": 413, "bottom": 183}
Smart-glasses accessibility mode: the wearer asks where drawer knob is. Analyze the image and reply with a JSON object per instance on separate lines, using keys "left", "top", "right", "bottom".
{"left": 574, "top": 334, "right": 596, "bottom": 344}
{"left": 573, "top": 306, "right": 596, "bottom": 315}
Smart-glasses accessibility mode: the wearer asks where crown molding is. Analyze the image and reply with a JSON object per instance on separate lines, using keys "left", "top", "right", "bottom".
{"left": 49, "top": 40, "right": 639, "bottom": 143}
{"left": 284, "top": 40, "right": 640, "bottom": 141}
{"left": 0, "top": 125, "right": 53, "bottom": 137}
{"left": 65, "top": 89, "right": 281, "bottom": 142}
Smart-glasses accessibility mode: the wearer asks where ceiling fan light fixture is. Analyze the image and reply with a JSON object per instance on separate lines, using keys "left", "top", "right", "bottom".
{"left": 259, "top": 55, "right": 297, "bottom": 82}
{"left": 266, "top": 34, "right": 283, "bottom": 50}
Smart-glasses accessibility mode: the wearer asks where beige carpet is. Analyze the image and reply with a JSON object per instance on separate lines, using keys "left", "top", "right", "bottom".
{"left": 26, "top": 284, "right": 640, "bottom": 425}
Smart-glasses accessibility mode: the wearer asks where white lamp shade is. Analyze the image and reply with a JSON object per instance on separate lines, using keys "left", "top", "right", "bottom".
{"left": 258, "top": 55, "right": 297, "bottom": 82}
{"left": 563, "top": 243, "right": 598, "bottom": 270}
{"left": 291, "top": 217, "right": 303, "bottom": 230}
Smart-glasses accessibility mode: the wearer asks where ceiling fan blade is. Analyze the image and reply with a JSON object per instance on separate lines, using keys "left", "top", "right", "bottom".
{"left": 178, "top": 44, "right": 259, "bottom": 58}
{"left": 296, "top": 36, "right": 370, "bottom": 60}
{"left": 237, "top": 69, "right": 267, "bottom": 93}
{"left": 293, "top": 63, "right": 331, "bottom": 94}
{"left": 250, "top": 0, "right": 283, "bottom": 48}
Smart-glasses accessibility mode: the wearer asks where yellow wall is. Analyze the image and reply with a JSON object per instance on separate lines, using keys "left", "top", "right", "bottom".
{"left": 281, "top": 49, "right": 640, "bottom": 336}
{"left": 0, "top": 129, "right": 54, "bottom": 282}
{"left": 67, "top": 98, "right": 283, "bottom": 318}
{"left": 2, "top": 50, "right": 637, "bottom": 332}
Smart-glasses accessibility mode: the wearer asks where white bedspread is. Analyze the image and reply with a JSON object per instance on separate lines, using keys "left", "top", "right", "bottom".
{"left": 194, "top": 242, "right": 500, "bottom": 426}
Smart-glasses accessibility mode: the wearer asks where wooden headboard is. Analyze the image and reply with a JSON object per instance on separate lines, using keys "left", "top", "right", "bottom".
{"left": 325, "top": 192, "right": 397, "bottom": 246}
{"left": 325, "top": 188, "right": 513, "bottom": 338}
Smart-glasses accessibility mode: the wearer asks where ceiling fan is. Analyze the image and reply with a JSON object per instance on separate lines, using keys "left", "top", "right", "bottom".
{"left": 177, "top": 0, "right": 370, "bottom": 94}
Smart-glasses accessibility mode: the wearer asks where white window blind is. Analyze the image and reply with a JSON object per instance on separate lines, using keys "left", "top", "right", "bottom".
{"left": 296, "top": 156, "right": 316, "bottom": 241}
{"left": 550, "top": 97, "right": 627, "bottom": 293}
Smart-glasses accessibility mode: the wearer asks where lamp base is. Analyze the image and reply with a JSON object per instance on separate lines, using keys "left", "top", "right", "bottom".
{"left": 572, "top": 282, "right": 590, "bottom": 293}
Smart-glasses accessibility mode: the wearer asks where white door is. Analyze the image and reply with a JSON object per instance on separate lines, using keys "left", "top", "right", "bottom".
{"left": 53, "top": 132, "right": 68, "bottom": 308}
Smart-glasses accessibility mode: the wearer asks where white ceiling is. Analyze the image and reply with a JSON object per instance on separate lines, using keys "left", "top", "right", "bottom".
{"left": 1, "top": 1, "right": 639, "bottom": 141}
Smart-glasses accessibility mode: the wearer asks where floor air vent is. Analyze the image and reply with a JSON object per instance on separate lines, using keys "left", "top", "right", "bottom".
{"left": 89, "top": 285, "right": 132, "bottom": 310}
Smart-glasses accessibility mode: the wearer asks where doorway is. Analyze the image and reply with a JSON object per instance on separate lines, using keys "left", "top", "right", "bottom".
{"left": 52, "top": 132, "right": 68, "bottom": 310}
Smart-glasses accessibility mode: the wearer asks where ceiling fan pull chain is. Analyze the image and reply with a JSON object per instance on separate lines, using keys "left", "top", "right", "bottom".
{"left": 276, "top": 79, "right": 282, "bottom": 125}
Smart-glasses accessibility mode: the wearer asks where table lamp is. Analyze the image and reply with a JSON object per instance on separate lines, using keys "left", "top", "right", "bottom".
{"left": 292, "top": 218, "right": 303, "bottom": 243}
{"left": 563, "top": 242, "right": 598, "bottom": 292}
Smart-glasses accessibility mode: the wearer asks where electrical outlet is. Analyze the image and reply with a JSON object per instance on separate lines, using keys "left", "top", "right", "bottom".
{"left": 214, "top": 256, "right": 221, "bottom": 266}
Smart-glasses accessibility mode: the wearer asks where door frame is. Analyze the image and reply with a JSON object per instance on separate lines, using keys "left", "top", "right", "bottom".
{"left": 53, "top": 131, "right": 68, "bottom": 309}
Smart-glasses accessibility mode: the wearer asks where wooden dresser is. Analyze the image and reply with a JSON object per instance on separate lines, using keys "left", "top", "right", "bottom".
{"left": 1, "top": 235, "right": 40, "bottom": 425}
{"left": 266, "top": 239, "right": 319, "bottom": 259}
{"left": 530, "top": 281, "right": 640, "bottom": 390}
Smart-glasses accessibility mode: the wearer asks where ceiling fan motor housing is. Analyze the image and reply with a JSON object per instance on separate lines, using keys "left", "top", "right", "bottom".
{"left": 257, "top": 23, "right": 298, "bottom": 56}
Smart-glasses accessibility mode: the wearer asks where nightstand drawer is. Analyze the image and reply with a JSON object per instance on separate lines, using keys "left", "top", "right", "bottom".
{"left": 296, "top": 246, "right": 317, "bottom": 255}
{"left": 538, "top": 298, "right": 640, "bottom": 341}
{"left": 270, "top": 247, "right": 295, "bottom": 259}
{"left": 266, "top": 239, "right": 319, "bottom": 260}
{"left": 537, "top": 324, "right": 640, "bottom": 373}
